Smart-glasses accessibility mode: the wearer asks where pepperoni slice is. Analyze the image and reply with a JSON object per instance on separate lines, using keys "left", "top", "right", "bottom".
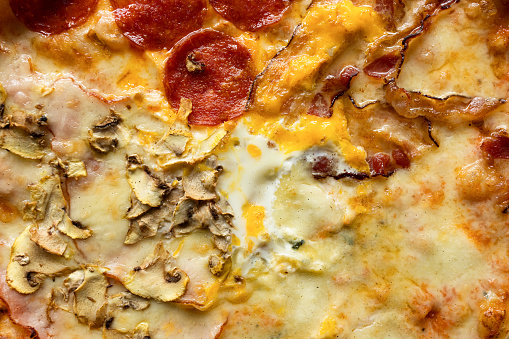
{"left": 209, "top": 0, "right": 291, "bottom": 31}
{"left": 110, "top": 0, "right": 207, "bottom": 50}
{"left": 9, "top": 0, "right": 98, "bottom": 35}
{"left": 164, "top": 30, "right": 255, "bottom": 126}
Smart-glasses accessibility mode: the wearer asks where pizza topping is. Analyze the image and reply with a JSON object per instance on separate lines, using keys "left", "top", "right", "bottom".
{"left": 479, "top": 292, "right": 506, "bottom": 338}
{"left": 391, "top": 148, "right": 410, "bottom": 168}
{"left": 364, "top": 53, "right": 400, "bottom": 78}
{"left": 0, "top": 110, "right": 49, "bottom": 160}
{"left": 73, "top": 267, "right": 108, "bottom": 328}
{"left": 154, "top": 131, "right": 191, "bottom": 157}
{"left": 306, "top": 149, "right": 369, "bottom": 180}
{"left": 208, "top": 254, "right": 228, "bottom": 276}
{"left": 88, "top": 112, "right": 121, "bottom": 154}
{"left": 182, "top": 161, "right": 219, "bottom": 201}
{"left": 164, "top": 29, "right": 255, "bottom": 126}
{"left": 308, "top": 94, "right": 332, "bottom": 118}
{"left": 323, "top": 66, "right": 360, "bottom": 98}
{"left": 125, "top": 195, "right": 152, "bottom": 220}
{"left": 9, "top": 0, "right": 98, "bottom": 35}
{"left": 6, "top": 227, "right": 75, "bottom": 294}
{"left": 25, "top": 176, "right": 92, "bottom": 244}
{"left": 58, "top": 159, "right": 88, "bottom": 179}
{"left": 249, "top": 1, "right": 384, "bottom": 115}
{"left": 126, "top": 155, "right": 167, "bottom": 208}
{"left": 123, "top": 242, "right": 189, "bottom": 302}
{"left": 186, "top": 52, "right": 206, "bottom": 73}
{"left": 385, "top": 81, "right": 502, "bottom": 121}
{"left": 481, "top": 135, "right": 509, "bottom": 159}
{"left": 368, "top": 152, "right": 393, "bottom": 177}
{"left": 110, "top": 0, "right": 207, "bottom": 50}
{"left": 209, "top": 0, "right": 291, "bottom": 31}
{"left": 125, "top": 199, "right": 173, "bottom": 245}
{"left": 107, "top": 292, "right": 150, "bottom": 311}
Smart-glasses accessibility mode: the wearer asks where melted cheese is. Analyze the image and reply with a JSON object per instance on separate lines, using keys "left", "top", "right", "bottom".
{"left": 0, "top": 0, "right": 508, "bottom": 338}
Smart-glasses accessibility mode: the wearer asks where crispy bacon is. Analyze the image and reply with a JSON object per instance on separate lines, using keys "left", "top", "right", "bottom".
{"left": 364, "top": 53, "right": 401, "bottom": 78}
{"left": 308, "top": 93, "right": 332, "bottom": 118}
{"left": 368, "top": 152, "right": 393, "bottom": 176}
{"left": 392, "top": 148, "right": 410, "bottom": 168}
{"left": 482, "top": 135, "right": 509, "bottom": 159}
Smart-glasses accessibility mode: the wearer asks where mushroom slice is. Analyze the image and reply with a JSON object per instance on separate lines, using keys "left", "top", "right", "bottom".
{"left": 60, "top": 159, "right": 87, "bottom": 179}
{"left": 172, "top": 197, "right": 198, "bottom": 227}
{"left": 0, "top": 127, "right": 47, "bottom": 159}
{"left": 126, "top": 155, "right": 167, "bottom": 207}
{"left": 152, "top": 129, "right": 191, "bottom": 157}
{"left": 133, "top": 322, "right": 150, "bottom": 339}
{"left": 107, "top": 292, "right": 150, "bottom": 311}
{"left": 171, "top": 202, "right": 213, "bottom": 237}
{"left": 122, "top": 242, "right": 189, "bottom": 302}
{"left": 73, "top": 266, "right": 108, "bottom": 328}
{"left": 58, "top": 215, "right": 92, "bottom": 240}
{"left": 6, "top": 227, "right": 76, "bottom": 294}
{"left": 27, "top": 176, "right": 91, "bottom": 251}
{"left": 208, "top": 254, "right": 229, "bottom": 276}
{"left": 208, "top": 211, "right": 233, "bottom": 238}
{"left": 101, "top": 293, "right": 150, "bottom": 338}
{"left": 88, "top": 111, "right": 122, "bottom": 154}
{"left": 125, "top": 195, "right": 151, "bottom": 220}
{"left": 182, "top": 166, "right": 218, "bottom": 201}
{"left": 213, "top": 235, "right": 231, "bottom": 253}
{"left": 0, "top": 110, "right": 48, "bottom": 160}
{"left": 124, "top": 198, "right": 174, "bottom": 245}
{"left": 215, "top": 197, "right": 234, "bottom": 217}
{"left": 124, "top": 211, "right": 159, "bottom": 245}
{"left": 88, "top": 133, "right": 118, "bottom": 154}
{"left": 22, "top": 176, "right": 55, "bottom": 221}
{"left": 29, "top": 224, "right": 68, "bottom": 256}
{"left": 157, "top": 128, "right": 227, "bottom": 168}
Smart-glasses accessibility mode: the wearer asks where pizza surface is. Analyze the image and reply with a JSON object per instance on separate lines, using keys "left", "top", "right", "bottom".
{"left": 0, "top": 0, "right": 509, "bottom": 338}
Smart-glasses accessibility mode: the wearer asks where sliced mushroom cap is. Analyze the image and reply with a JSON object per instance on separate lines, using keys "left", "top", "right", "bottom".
{"left": 127, "top": 156, "right": 167, "bottom": 208}
{"left": 125, "top": 199, "right": 174, "bottom": 245}
{"left": 88, "top": 133, "right": 119, "bottom": 154}
{"left": 62, "top": 159, "right": 88, "bottom": 179}
{"left": 125, "top": 195, "right": 151, "bottom": 220}
{"left": 123, "top": 242, "right": 189, "bottom": 302}
{"left": 132, "top": 322, "right": 150, "bottom": 339}
{"left": 0, "top": 121, "right": 47, "bottom": 160}
{"left": 87, "top": 112, "right": 122, "bottom": 154}
{"left": 73, "top": 266, "right": 108, "bottom": 328}
{"left": 6, "top": 227, "right": 76, "bottom": 294}
{"left": 26, "top": 176, "right": 91, "bottom": 252}
{"left": 153, "top": 129, "right": 191, "bottom": 157}
{"left": 23, "top": 177, "right": 54, "bottom": 221}
{"left": 157, "top": 128, "right": 227, "bottom": 168}
{"left": 176, "top": 97, "right": 193, "bottom": 127}
{"left": 182, "top": 166, "right": 218, "bottom": 201}
{"left": 58, "top": 215, "right": 92, "bottom": 240}
{"left": 29, "top": 224, "right": 68, "bottom": 256}
{"left": 107, "top": 292, "right": 150, "bottom": 311}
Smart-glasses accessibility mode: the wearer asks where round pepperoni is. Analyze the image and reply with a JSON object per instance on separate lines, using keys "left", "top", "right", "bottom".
{"left": 164, "top": 29, "right": 255, "bottom": 126}
{"left": 110, "top": 0, "right": 207, "bottom": 50}
{"left": 209, "top": 0, "right": 291, "bottom": 31}
{"left": 9, "top": 0, "right": 98, "bottom": 35}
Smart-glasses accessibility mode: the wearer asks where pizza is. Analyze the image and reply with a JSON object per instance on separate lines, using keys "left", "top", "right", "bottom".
{"left": 0, "top": 0, "right": 509, "bottom": 338}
